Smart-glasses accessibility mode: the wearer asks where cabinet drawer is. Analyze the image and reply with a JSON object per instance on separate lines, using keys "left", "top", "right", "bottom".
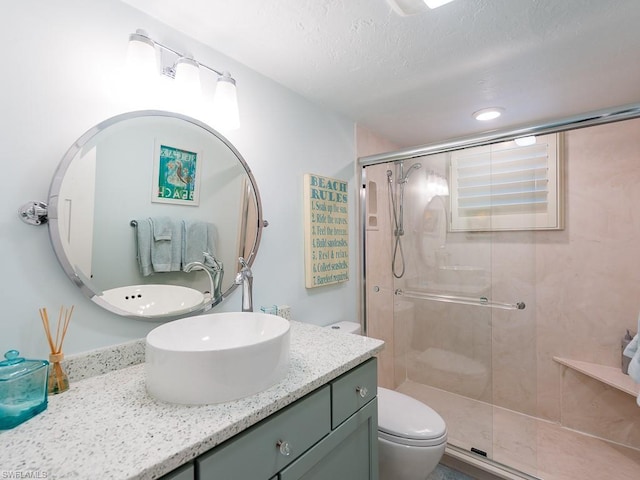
{"left": 331, "top": 358, "right": 377, "bottom": 428}
{"left": 197, "top": 386, "right": 331, "bottom": 479}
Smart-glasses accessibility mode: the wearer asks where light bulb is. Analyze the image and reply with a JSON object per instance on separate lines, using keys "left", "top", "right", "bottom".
{"left": 174, "top": 56, "right": 201, "bottom": 93}
{"left": 126, "top": 29, "right": 157, "bottom": 80}
{"left": 211, "top": 72, "right": 240, "bottom": 131}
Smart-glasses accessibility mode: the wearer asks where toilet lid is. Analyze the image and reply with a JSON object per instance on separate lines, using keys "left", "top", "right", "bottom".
{"left": 377, "top": 387, "right": 447, "bottom": 442}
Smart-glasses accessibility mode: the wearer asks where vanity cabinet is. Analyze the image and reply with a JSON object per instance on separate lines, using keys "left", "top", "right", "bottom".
{"left": 161, "top": 358, "right": 378, "bottom": 480}
{"left": 161, "top": 462, "right": 195, "bottom": 480}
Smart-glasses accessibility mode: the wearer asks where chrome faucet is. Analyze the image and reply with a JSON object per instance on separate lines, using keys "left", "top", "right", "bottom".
{"left": 184, "top": 261, "right": 215, "bottom": 310}
{"left": 184, "top": 253, "right": 224, "bottom": 309}
{"left": 202, "top": 252, "right": 224, "bottom": 303}
{"left": 234, "top": 257, "right": 253, "bottom": 312}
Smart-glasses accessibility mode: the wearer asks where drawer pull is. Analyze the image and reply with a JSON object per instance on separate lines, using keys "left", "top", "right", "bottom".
{"left": 276, "top": 440, "right": 291, "bottom": 456}
{"left": 356, "top": 386, "right": 368, "bottom": 398}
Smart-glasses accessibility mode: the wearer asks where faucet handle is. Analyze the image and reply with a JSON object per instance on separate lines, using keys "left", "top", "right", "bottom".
{"left": 238, "top": 257, "right": 249, "bottom": 269}
{"left": 203, "top": 252, "right": 223, "bottom": 271}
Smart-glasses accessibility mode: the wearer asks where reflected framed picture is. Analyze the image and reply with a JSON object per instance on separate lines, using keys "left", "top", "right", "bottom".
{"left": 152, "top": 141, "right": 202, "bottom": 206}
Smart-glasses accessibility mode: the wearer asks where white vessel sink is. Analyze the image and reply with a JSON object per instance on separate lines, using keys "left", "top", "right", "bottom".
{"left": 145, "top": 312, "right": 291, "bottom": 405}
{"left": 99, "top": 284, "right": 205, "bottom": 318}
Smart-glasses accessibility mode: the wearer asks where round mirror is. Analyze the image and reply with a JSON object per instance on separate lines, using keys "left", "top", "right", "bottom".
{"left": 47, "top": 110, "right": 263, "bottom": 320}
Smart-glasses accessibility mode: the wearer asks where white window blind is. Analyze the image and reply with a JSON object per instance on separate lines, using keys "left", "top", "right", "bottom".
{"left": 450, "top": 133, "right": 563, "bottom": 231}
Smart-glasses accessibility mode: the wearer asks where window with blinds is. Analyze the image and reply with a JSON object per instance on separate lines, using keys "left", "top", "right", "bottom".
{"left": 449, "top": 133, "right": 563, "bottom": 231}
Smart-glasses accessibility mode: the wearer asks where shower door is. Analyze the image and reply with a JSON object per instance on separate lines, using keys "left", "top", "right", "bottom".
{"left": 363, "top": 149, "right": 538, "bottom": 474}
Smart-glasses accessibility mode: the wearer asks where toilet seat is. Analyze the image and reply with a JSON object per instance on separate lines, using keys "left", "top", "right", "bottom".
{"left": 378, "top": 429, "right": 447, "bottom": 447}
{"left": 377, "top": 387, "right": 447, "bottom": 447}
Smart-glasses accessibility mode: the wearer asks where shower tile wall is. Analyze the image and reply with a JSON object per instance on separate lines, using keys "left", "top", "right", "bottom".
{"left": 359, "top": 118, "right": 640, "bottom": 469}
{"left": 534, "top": 118, "right": 640, "bottom": 447}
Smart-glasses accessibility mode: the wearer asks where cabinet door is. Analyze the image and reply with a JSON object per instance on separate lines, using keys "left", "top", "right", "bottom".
{"left": 159, "top": 461, "right": 194, "bottom": 480}
{"left": 279, "top": 398, "right": 378, "bottom": 480}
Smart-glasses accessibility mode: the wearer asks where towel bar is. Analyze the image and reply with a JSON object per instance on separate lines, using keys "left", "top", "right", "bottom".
{"left": 395, "top": 289, "right": 525, "bottom": 311}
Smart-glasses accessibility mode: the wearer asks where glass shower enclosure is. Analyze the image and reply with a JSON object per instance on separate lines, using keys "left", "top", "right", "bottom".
{"left": 359, "top": 106, "right": 640, "bottom": 479}
{"left": 361, "top": 143, "right": 544, "bottom": 477}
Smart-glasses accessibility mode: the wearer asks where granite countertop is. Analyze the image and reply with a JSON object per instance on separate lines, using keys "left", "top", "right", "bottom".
{"left": 0, "top": 321, "right": 384, "bottom": 479}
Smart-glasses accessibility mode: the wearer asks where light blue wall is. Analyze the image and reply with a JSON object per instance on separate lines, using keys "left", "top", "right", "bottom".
{"left": 1, "top": 0, "right": 358, "bottom": 357}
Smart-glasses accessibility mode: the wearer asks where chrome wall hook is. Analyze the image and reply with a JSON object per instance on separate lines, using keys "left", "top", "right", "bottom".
{"left": 19, "top": 201, "right": 48, "bottom": 226}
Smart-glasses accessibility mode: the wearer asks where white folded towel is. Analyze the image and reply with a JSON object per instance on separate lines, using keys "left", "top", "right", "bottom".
{"left": 622, "top": 312, "right": 640, "bottom": 407}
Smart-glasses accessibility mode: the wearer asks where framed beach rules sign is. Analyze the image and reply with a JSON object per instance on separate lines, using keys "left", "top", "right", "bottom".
{"left": 303, "top": 173, "right": 349, "bottom": 288}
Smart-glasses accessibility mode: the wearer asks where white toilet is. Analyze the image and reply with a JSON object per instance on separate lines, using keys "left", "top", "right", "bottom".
{"left": 327, "top": 321, "right": 448, "bottom": 479}
{"left": 378, "top": 386, "right": 447, "bottom": 480}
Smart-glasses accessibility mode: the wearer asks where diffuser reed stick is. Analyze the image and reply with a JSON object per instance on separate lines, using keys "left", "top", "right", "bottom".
{"left": 39, "top": 305, "right": 74, "bottom": 394}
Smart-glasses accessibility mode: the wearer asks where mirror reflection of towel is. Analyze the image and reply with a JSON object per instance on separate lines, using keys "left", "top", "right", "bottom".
{"left": 135, "top": 219, "right": 153, "bottom": 276}
{"left": 149, "top": 217, "right": 182, "bottom": 272}
{"left": 183, "top": 220, "right": 217, "bottom": 267}
{"left": 151, "top": 216, "right": 173, "bottom": 241}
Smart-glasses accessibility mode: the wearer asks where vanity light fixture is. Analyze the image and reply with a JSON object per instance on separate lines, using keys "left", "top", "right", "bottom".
{"left": 126, "top": 30, "right": 157, "bottom": 79}
{"left": 211, "top": 72, "right": 240, "bottom": 131}
{"left": 126, "top": 29, "right": 240, "bottom": 131}
{"left": 473, "top": 107, "right": 504, "bottom": 121}
{"left": 173, "top": 55, "right": 201, "bottom": 92}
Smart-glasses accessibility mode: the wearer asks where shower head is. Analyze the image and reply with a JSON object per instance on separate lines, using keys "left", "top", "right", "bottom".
{"left": 401, "top": 162, "right": 422, "bottom": 183}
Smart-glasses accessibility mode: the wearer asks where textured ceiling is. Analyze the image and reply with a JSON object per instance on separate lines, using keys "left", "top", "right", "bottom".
{"left": 121, "top": 0, "right": 640, "bottom": 148}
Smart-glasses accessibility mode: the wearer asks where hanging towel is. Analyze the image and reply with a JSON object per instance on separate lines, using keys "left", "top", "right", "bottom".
{"left": 134, "top": 219, "right": 153, "bottom": 276}
{"left": 151, "top": 216, "right": 173, "bottom": 241}
{"left": 149, "top": 217, "right": 182, "bottom": 272}
{"left": 203, "top": 223, "right": 218, "bottom": 269}
{"left": 182, "top": 220, "right": 218, "bottom": 267}
{"left": 623, "top": 312, "right": 640, "bottom": 407}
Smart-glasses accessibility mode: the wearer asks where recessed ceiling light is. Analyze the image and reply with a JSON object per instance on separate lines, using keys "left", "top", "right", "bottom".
{"left": 387, "top": 0, "right": 455, "bottom": 16}
{"left": 473, "top": 107, "right": 504, "bottom": 121}
{"left": 424, "top": 0, "right": 456, "bottom": 8}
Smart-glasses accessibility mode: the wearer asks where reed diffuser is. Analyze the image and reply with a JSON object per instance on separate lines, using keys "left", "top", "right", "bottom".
{"left": 39, "top": 305, "right": 74, "bottom": 395}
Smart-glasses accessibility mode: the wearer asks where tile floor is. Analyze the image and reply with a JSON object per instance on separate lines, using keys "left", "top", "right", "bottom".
{"left": 398, "top": 380, "right": 640, "bottom": 480}
{"left": 428, "top": 464, "right": 475, "bottom": 480}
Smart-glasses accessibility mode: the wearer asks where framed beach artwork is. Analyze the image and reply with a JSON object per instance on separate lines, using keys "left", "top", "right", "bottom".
{"left": 152, "top": 140, "right": 202, "bottom": 206}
